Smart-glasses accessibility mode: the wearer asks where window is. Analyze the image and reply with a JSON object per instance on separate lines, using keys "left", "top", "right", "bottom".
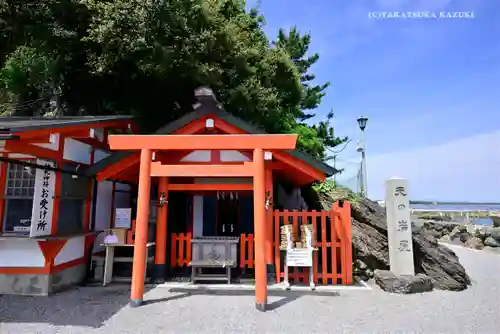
{"left": 3, "top": 163, "right": 36, "bottom": 234}
{"left": 57, "top": 163, "right": 90, "bottom": 235}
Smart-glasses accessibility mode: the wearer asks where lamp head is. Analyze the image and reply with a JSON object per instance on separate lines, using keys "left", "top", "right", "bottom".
{"left": 357, "top": 116, "right": 368, "bottom": 131}
{"left": 356, "top": 141, "right": 364, "bottom": 152}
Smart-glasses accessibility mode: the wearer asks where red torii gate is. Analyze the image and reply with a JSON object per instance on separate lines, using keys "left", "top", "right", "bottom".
{"left": 108, "top": 133, "right": 298, "bottom": 311}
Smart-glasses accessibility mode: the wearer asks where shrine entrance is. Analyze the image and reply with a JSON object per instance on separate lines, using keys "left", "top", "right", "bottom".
{"left": 217, "top": 195, "right": 240, "bottom": 237}
{"left": 107, "top": 133, "right": 298, "bottom": 311}
{"left": 87, "top": 87, "right": 346, "bottom": 311}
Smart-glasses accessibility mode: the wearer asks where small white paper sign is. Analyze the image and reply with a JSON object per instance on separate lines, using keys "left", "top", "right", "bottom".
{"left": 30, "top": 160, "right": 56, "bottom": 237}
{"left": 286, "top": 248, "right": 313, "bottom": 267}
{"left": 114, "top": 208, "right": 132, "bottom": 229}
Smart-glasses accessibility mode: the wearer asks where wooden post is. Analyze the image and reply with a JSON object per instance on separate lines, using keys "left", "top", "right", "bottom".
{"left": 333, "top": 200, "right": 353, "bottom": 285}
{"left": 265, "top": 168, "right": 274, "bottom": 282}
{"left": 253, "top": 148, "right": 267, "bottom": 311}
{"left": 153, "top": 176, "right": 169, "bottom": 282}
{"left": 130, "top": 149, "right": 152, "bottom": 307}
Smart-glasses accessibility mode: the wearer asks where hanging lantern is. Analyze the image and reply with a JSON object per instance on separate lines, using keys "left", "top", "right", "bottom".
{"left": 265, "top": 191, "right": 273, "bottom": 211}
{"left": 217, "top": 191, "right": 220, "bottom": 200}
{"left": 230, "top": 192, "right": 234, "bottom": 200}
{"left": 159, "top": 192, "right": 167, "bottom": 205}
{"left": 235, "top": 192, "right": 239, "bottom": 200}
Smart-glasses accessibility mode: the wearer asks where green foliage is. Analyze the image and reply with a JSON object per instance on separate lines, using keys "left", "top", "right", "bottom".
{"left": 0, "top": 0, "right": 347, "bottom": 160}
{"left": 1, "top": 46, "right": 55, "bottom": 94}
{"left": 312, "top": 180, "right": 360, "bottom": 204}
{"left": 312, "top": 179, "right": 337, "bottom": 195}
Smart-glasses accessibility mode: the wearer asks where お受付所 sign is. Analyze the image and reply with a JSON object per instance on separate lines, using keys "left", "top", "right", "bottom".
{"left": 30, "top": 160, "right": 56, "bottom": 237}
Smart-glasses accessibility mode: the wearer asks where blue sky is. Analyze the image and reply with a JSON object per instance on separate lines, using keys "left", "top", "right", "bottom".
{"left": 249, "top": 0, "right": 500, "bottom": 202}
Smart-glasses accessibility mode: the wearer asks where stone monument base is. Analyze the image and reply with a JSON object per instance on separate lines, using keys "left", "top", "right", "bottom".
{"left": 374, "top": 269, "right": 433, "bottom": 294}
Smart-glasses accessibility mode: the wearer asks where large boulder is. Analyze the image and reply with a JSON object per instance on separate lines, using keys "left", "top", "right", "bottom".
{"left": 490, "top": 215, "right": 500, "bottom": 228}
{"left": 465, "top": 236, "right": 484, "bottom": 250}
{"left": 490, "top": 227, "right": 500, "bottom": 241}
{"left": 484, "top": 236, "right": 500, "bottom": 248}
{"left": 374, "top": 269, "right": 433, "bottom": 294}
{"left": 307, "top": 188, "right": 471, "bottom": 291}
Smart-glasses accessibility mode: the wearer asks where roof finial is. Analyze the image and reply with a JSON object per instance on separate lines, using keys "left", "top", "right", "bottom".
{"left": 194, "top": 86, "right": 219, "bottom": 104}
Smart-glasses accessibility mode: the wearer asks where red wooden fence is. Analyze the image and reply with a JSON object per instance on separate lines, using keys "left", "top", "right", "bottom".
{"left": 169, "top": 201, "right": 352, "bottom": 285}
{"left": 239, "top": 234, "right": 254, "bottom": 268}
{"left": 170, "top": 232, "right": 192, "bottom": 268}
{"left": 238, "top": 201, "right": 352, "bottom": 285}
{"left": 273, "top": 201, "right": 352, "bottom": 285}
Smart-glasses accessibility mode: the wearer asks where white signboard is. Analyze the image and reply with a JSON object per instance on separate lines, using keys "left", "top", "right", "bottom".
{"left": 114, "top": 208, "right": 132, "bottom": 229}
{"left": 385, "top": 177, "right": 415, "bottom": 275}
{"left": 286, "top": 248, "right": 313, "bottom": 267}
{"left": 30, "top": 160, "right": 56, "bottom": 237}
{"left": 14, "top": 219, "right": 31, "bottom": 233}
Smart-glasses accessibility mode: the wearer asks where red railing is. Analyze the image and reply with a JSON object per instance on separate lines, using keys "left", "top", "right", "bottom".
{"left": 170, "top": 232, "right": 192, "bottom": 268}
{"left": 239, "top": 234, "right": 254, "bottom": 268}
{"left": 168, "top": 201, "right": 352, "bottom": 285}
{"left": 273, "top": 201, "right": 352, "bottom": 285}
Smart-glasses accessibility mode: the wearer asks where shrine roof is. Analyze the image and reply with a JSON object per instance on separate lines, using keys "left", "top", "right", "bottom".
{"left": 85, "top": 88, "right": 337, "bottom": 178}
{"left": 0, "top": 115, "right": 133, "bottom": 134}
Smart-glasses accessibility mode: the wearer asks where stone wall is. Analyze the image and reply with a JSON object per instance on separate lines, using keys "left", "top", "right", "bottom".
{"left": 0, "top": 263, "right": 87, "bottom": 296}
{"left": 0, "top": 273, "right": 50, "bottom": 296}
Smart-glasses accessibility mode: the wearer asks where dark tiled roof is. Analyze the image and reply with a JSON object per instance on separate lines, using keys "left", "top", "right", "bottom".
{"left": 85, "top": 88, "right": 337, "bottom": 178}
{"left": 0, "top": 115, "right": 133, "bottom": 133}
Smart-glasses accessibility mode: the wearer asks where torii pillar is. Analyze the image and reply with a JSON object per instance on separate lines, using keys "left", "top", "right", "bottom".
{"left": 253, "top": 148, "right": 267, "bottom": 311}
{"left": 265, "top": 167, "right": 274, "bottom": 283}
{"left": 130, "top": 148, "right": 152, "bottom": 307}
{"left": 153, "top": 176, "right": 169, "bottom": 282}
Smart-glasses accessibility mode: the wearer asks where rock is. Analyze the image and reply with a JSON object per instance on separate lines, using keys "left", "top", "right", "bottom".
{"left": 439, "top": 235, "right": 452, "bottom": 243}
{"left": 483, "top": 246, "right": 500, "bottom": 254}
{"left": 465, "top": 236, "right": 484, "bottom": 250}
{"left": 459, "top": 232, "right": 471, "bottom": 243}
{"left": 310, "top": 189, "right": 471, "bottom": 291}
{"left": 489, "top": 227, "right": 500, "bottom": 241}
{"left": 474, "top": 228, "right": 490, "bottom": 241}
{"left": 413, "top": 233, "right": 470, "bottom": 290}
{"left": 465, "top": 224, "right": 477, "bottom": 234}
{"left": 428, "top": 229, "right": 445, "bottom": 239}
{"left": 484, "top": 236, "right": 500, "bottom": 248}
{"left": 351, "top": 218, "right": 389, "bottom": 271}
{"left": 449, "top": 225, "right": 467, "bottom": 240}
{"left": 355, "top": 259, "right": 367, "bottom": 270}
{"left": 433, "top": 223, "right": 446, "bottom": 232}
{"left": 411, "top": 221, "right": 424, "bottom": 234}
{"left": 418, "top": 215, "right": 452, "bottom": 222}
{"left": 444, "top": 223, "right": 458, "bottom": 233}
{"left": 451, "top": 237, "right": 465, "bottom": 246}
{"left": 374, "top": 270, "right": 433, "bottom": 294}
{"left": 490, "top": 215, "right": 500, "bottom": 228}
{"left": 353, "top": 259, "right": 370, "bottom": 281}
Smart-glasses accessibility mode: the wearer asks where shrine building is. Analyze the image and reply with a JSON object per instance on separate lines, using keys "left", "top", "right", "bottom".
{"left": 0, "top": 87, "right": 353, "bottom": 311}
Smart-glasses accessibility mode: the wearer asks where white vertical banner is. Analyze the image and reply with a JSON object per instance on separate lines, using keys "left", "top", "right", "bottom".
{"left": 385, "top": 177, "right": 415, "bottom": 276}
{"left": 30, "top": 159, "right": 56, "bottom": 237}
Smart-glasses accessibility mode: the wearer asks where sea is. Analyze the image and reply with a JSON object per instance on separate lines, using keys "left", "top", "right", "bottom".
{"left": 410, "top": 203, "right": 500, "bottom": 226}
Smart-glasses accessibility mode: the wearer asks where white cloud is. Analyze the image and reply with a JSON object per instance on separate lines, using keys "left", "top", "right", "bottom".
{"left": 367, "top": 130, "right": 500, "bottom": 201}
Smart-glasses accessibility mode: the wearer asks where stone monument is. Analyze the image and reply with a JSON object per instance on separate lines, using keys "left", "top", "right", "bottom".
{"left": 385, "top": 177, "right": 415, "bottom": 276}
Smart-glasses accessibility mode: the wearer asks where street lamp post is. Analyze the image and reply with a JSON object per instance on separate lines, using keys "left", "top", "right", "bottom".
{"left": 333, "top": 155, "right": 337, "bottom": 185}
{"left": 357, "top": 116, "right": 368, "bottom": 197}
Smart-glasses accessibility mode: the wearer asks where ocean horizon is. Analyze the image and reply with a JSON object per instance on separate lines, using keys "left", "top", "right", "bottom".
{"left": 411, "top": 203, "right": 499, "bottom": 226}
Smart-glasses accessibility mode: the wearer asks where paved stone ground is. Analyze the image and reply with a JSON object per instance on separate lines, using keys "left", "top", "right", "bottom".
{"left": 1, "top": 245, "right": 499, "bottom": 334}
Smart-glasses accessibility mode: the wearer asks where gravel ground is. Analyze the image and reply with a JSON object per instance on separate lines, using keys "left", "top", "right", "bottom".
{"left": 1, "top": 245, "right": 499, "bottom": 334}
